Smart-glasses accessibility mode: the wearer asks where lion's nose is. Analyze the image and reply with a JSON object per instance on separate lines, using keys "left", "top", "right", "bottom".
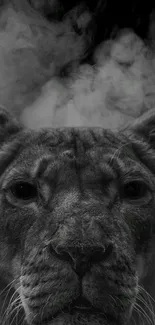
{"left": 50, "top": 244, "right": 113, "bottom": 277}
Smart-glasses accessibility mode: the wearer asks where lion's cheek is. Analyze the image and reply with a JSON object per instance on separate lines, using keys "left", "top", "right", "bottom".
{"left": 19, "top": 259, "right": 79, "bottom": 323}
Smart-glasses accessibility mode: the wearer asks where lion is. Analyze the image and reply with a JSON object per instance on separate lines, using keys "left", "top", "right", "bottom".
{"left": 0, "top": 107, "right": 155, "bottom": 325}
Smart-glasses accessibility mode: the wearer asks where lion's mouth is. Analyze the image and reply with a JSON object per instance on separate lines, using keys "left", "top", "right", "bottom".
{"left": 69, "top": 297, "right": 96, "bottom": 312}
{"left": 34, "top": 296, "right": 114, "bottom": 324}
{"left": 59, "top": 296, "right": 103, "bottom": 316}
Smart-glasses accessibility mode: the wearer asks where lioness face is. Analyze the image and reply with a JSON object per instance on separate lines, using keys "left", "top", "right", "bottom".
{"left": 0, "top": 110, "right": 155, "bottom": 325}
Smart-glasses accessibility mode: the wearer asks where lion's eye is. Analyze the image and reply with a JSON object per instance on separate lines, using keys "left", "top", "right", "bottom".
{"left": 9, "top": 182, "right": 38, "bottom": 201}
{"left": 121, "top": 181, "right": 148, "bottom": 201}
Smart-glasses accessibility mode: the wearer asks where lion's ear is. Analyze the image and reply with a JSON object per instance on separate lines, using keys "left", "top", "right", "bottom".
{"left": 127, "top": 109, "right": 155, "bottom": 147}
{"left": 0, "top": 108, "right": 23, "bottom": 175}
{"left": 0, "top": 107, "right": 23, "bottom": 145}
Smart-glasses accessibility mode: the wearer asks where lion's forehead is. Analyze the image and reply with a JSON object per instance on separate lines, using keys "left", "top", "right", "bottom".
{"left": 2, "top": 127, "right": 147, "bottom": 190}
{"left": 6, "top": 128, "right": 132, "bottom": 180}
{"left": 20, "top": 127, "right": 123, "bottom": 153}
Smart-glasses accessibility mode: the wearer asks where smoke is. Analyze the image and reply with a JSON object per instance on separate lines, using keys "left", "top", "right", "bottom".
{"left": 0, "top": 0, "right": 91, "bottom": 112}
{"left": 0, "top": 1, "right": 155, "bottom": 130}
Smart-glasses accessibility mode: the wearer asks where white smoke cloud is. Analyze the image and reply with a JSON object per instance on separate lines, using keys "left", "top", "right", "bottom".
{"left": 0, "top": 1, "right": 155, "bottom": 130}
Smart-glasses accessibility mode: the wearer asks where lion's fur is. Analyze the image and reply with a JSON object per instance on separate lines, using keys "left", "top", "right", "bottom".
{"left": 0, "top": 109, "right": 154, "bottom": 324}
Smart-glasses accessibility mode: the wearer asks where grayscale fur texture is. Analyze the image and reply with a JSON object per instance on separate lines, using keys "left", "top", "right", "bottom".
{"left": 0, "top": 108, "right": 154, "bottom": 324}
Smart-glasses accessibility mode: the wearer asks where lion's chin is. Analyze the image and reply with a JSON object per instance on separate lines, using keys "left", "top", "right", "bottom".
{"left": 38, "top": 310, "right": 115, "bottom": 325}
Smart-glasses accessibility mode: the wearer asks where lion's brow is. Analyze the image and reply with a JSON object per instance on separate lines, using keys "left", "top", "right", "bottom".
{"left": 34, "top": 127, "right": 119, "bottom": 150}
{"left": 31, "top": 155, "right": 54, "bottom": 179}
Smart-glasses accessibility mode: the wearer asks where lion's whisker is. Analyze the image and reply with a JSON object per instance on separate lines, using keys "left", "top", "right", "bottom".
{"left": 1, "top": 287, "right": 21, "bottom": 325}
{"left": 135, "top": 303, "right": 154, "bottom": 324}
{"left": 134, "top": 302, "right": 153, "bottom": 324}
{"left": 0, "top": 281, "right": 18, "bottom": 319}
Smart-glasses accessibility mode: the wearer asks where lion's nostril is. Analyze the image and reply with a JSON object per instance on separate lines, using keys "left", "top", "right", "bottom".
{"left": 49, "top": 244, "right": 74, "bottom": 264}
{"left": 57, "top": 249, "right": 74, "bottom": 264}
{"left": 90, "top": 244, "right": 113, "bottom": 264}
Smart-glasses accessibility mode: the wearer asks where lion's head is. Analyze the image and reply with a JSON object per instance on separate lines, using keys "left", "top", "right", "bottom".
{"left": 0, "top": 108, "right": 155, "bottom": 325}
